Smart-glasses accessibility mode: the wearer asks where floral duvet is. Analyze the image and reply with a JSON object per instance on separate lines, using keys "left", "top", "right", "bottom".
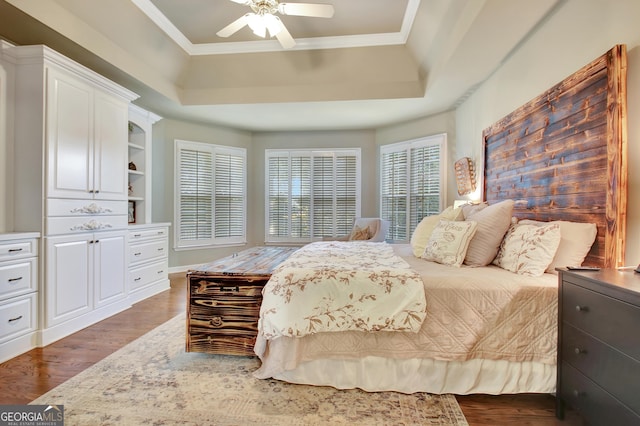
{"left": 258, "top": 241, "right": 427, "bottom": 340}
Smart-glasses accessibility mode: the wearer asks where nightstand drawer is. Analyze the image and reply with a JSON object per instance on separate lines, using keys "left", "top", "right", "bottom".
{"left": 560, "top": 362, "right": 640, "bottom": 425}
{"left": 562, "top": 322, "right": 640, "bottom": 414}
{"left": 562, "top": 281, "right": 640, "bottom": 360}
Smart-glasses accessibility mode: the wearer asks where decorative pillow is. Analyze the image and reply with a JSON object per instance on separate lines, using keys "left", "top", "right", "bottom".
{"left": 463, "top": 199, "right": 515, "bottom": 266}
{"left": 493, "top": 222, "right": 562, "bottom": 276}
{"left": 349, "top": 225, "right": 372, "bottom": 241}
{"left": 422, "top": 220, "right": 478, "bottom": 267}
{"left": 461, "top": 202, "right": 487, "bottom": 219}
{"left": 410, "top": 206, "right": 463, "bottom": 257}
{"left": 519, "top": 220, "right": 597, "bottom": 273}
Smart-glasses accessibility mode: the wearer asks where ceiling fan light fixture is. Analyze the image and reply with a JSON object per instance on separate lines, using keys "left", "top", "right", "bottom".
{"left": 263, "top": 13, "right": 283, "bottom": 37}
{"left": 247, "top": 13, "right": 267, "bottom": 37}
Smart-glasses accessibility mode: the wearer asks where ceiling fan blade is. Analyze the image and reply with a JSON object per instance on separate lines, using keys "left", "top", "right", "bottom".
{"left": 278, "top": 3, "right": 335, "bottom": 18}
{"left": 216, "top": 13, "right": 251, "bottom": 37}
{"left": 229, "top": 0, "right": 251, "bottom": 4}
{"left": 274, "top": 18, "right": 296, "bottom": 49}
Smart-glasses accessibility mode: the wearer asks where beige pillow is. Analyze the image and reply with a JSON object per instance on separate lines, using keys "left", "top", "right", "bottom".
{"left": 519, "top": 220, "right": 598, "bottom": 273}
{"left": 493, "top": 222, "right": 561, "bottom": 276}
{"left": 410, "top": 206, "right": 463, "bottom": 257}
{"left": 463, "top": 199, "right": 515, "bottom": 266}
{"left": 422, "top": 220, "right": 478, "bottom": 267}
{"left": 462, "top": 202, "right": 488, "bottom": 219}
{"left": 349, "top": 225, "right": 372, "bottom": 241}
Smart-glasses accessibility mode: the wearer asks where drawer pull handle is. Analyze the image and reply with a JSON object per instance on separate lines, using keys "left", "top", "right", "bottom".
{"left": 8, "top": 315, "right": 23, "bottom": 323}
{"left": 574, "top": 347, "right": 585, "bottom": 355}
{"left": 220, "top": 286, "right": 239, "bottom": 292}
{"left": 133, "top": 234, "right": 142, "bottom": 238}
{"left": 134, "top": 277, "right": 142, "bottom": 281}
{"left": 157, "top": 270, "right": 164, "bottom": 274}
{"left": 210, "top": 316, "right": 223, "bottom": 327}
{"left": 8, "top": 248, "right": 23, "bottom": 253}
{"left": 157, "top": 248, "right": 164, "bottom": 252}
{"left": 8, "top": 277, "right": 24, "bottom": 282}
{"left": 134, "top": 252, "right": 142, "bottom": 256}
{"left": 575, "top": 305, "right": 588, "bottom": 312}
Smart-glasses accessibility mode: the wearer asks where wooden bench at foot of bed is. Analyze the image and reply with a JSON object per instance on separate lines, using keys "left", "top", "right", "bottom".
{"left": 186, "top": 246, "right": 298, "bottom": 356}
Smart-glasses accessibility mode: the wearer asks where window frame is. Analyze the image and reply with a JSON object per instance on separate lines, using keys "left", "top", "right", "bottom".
{"left": 265, "top": 148, "right": 362, "bottom": 244}
{"left": 379, "top": 134, "right": 447, "bottom": 243}
{"left": 174, "top": 139, "right": 247, "bottom": 250}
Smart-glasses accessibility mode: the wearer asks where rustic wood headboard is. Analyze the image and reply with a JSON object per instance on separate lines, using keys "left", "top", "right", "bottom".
{"left": 482, "top": 45, "right": 628, "bottom": 268}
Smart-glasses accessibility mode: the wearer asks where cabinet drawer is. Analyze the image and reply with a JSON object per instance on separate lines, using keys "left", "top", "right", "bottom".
{"left": 0, "top": 293, "right": 37, "bottom": 344}
{"left": 129, "top": 239, "right": 167, "bottom": 265}
{"left": 0, "top": 259, "right": 37, "bottom": 301}
{"left": 47, "top": 199, "right": 127, "bottom": 216}
{"left": 0, "top": 239, "right": 37, "bottom": 261}
{"left": 560, "top": 362, "right": 640, "bottom": 425}
{"left": 47, "top": 215, "right": 128, "bottom": 235}
{"left": 129, "top": 259, "right": 168, "bottom": 291}
{"left": 129, "top": 227, "right": 168, "bottom": 242}
{"left": 562, "top": 281, "right": 640, "bottom": 360}
{"left": 562, "top": 322, "right": 640, "bottom": 414}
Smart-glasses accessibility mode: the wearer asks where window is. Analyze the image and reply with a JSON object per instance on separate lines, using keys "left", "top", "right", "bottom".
{"left": 380, "top": 134, "right": 446, "bottom": 242}
{"left": 266, "top": 149, "right": 361, "bottom": 243}
{"left": 175, "top": 140, "right": 246, "bottom": 249}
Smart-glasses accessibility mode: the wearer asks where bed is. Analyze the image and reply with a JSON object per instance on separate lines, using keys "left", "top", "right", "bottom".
{"left": 253, "top": 45, "right": 628, "bottom": 395}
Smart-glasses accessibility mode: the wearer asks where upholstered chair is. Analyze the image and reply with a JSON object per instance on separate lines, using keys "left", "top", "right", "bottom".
{"left": 331, "top": 217, "right": 390, "bottom": 242}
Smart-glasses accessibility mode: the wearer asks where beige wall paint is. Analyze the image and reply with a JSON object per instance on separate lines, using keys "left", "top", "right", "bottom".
{"left": 455, "top": 0, "right": 640, "bottom": 266}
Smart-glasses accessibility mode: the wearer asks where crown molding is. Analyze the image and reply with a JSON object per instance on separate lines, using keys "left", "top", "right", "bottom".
{"left": 131, "top": 0, "right": 421, "bottom": 55}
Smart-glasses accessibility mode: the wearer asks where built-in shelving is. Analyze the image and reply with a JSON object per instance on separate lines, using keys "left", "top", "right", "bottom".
{"left": 127, "top": 105, "right": 161, "bottom": 224}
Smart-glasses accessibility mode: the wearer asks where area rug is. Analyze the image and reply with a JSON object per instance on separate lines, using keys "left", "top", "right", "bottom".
{"left": 31, "top": 314, "right": 468, "bottom": 425}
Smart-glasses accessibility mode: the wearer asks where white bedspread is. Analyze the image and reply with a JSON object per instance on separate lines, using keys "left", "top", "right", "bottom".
{"left": 259, "top": 241, "right": 426, "bottom": 339}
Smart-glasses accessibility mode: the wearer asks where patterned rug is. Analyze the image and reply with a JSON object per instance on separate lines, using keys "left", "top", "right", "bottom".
{"left": 31, "top": 315, "right": 468, "bottom": 425}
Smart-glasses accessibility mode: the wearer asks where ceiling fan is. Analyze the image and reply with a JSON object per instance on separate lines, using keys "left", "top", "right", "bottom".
{"left": 217, "top": 0, "right": 335, "bottom": 49}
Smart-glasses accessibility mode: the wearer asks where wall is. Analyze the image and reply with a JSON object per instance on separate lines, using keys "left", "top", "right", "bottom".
{"left": 455, "top": 0, "right": 640, "bottom": 266}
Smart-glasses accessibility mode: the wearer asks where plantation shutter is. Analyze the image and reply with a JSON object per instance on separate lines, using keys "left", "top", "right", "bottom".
{"left": 266, "top": 149, "right": 360, "bottom": 243}
{"left": 176, "top": 140, "right": 246, "bottom": 248}
{"left": 380, "top": 134, "right": 445, "bottom": 242}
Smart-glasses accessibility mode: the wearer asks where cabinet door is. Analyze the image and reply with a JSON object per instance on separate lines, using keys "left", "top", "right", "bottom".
{"left": 45, "top": 234, "right": 93, "bottom": 327}
{"left": 46, "top": 67, "right": 94, "bottom": 199}
{"left": 94, "top": 91, "right": 128, "bottom": 200}
{"left": 94, "top": 230, "right": 127, "bottom": 308}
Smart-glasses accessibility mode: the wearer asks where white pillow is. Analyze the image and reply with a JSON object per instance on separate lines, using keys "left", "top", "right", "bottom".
{"left": 422, "top": 219, "right": 478, "bottom": 267}
{"left": 463, "top": 200, "right": 515, "bottom": 266}
{"left": 410, "top": 206, "right": 463, "bottom": 257}
{"left": 493, "top": 222, "right": 561, "bottom": 276}
{"left": 518, "top": 219, "right": 597, "bottom": 273}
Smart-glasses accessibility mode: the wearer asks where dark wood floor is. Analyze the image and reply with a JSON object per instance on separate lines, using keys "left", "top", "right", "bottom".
{"left": 0, "top": 273, "right": 583, "bottom": 425}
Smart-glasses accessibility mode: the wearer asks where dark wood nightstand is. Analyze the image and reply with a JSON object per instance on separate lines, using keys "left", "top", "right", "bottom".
{"left": 557, "top": 269, "right": 640, "bottom": 425}
{"left": 186, "top": 246, "right": 297, "bottom": 356}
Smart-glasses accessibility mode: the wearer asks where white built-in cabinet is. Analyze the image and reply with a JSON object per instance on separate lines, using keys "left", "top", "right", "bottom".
{"left": 7, "top": 44, "right": 139, "bottom": 346}
{"left": 46, "top": 66, "right": 129, "bottom": 201}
